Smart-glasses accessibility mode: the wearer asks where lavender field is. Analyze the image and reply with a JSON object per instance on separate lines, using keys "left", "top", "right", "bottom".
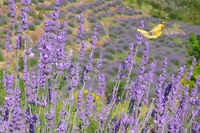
{"left": 0, "top": 0, "right": 200, "bottom": 132}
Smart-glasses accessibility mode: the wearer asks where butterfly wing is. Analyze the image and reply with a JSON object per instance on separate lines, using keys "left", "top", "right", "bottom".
{"left": 134, "top": 28, "right": 151, "bottom": 38}
{"left": 150, "top": 30, "right": 162, "bottom": 38}
{"left": 150, "top": 21, "right": 166, "bottom": 38}
{"left": 150, "top": 21, "right": 166, "bottom": 33}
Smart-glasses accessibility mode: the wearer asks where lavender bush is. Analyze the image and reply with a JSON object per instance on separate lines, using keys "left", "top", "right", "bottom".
{"left": 0, "top": 0, "right": 199, "bottom": 133}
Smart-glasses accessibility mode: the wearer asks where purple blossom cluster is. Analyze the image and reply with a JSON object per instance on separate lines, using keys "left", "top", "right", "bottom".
{"left": 0, "top": 0, "right": 199, "bottom": 133}
{"left": 8, "top": 0, "right": 16, "bottom": 22}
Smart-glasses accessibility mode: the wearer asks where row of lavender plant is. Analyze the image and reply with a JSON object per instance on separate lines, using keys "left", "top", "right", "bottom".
{"left": 0, "top": 0, "right": 199, "bottom": 132}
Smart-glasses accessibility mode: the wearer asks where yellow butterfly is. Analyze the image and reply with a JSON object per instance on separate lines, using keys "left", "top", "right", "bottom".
{"left": 134, "top": 21, "right": 166, "bottom": 38}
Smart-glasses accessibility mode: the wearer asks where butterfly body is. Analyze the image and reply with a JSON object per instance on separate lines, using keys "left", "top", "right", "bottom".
{"left": 135, "top": 21, "right": 166, "bottom": 38}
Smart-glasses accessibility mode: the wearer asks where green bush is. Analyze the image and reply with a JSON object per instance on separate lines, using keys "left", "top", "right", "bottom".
{"left": 67, "top": 28, "right": 72, "bottom": 35}
{"left": 170, "top": 58, "right": 180, "bottom": 66}
{"left": 32, "top": 0, "right": 38, "bottom": 5}
{"left": 0, "top": 41, "right": 5, "bottom": 50}
{"left": 150, "top": 1, "right": 161, "bottom": 9}
{"left": 103, "top": 42, "right": 110, "bottom": 47}
{"left": 102, "top": 61, "right": 109, "bottom": 64}
{"left": 93, "top": 51, "right": 100, "bottom": 58}
{"left": 18, "top": 55, "right": 24, "bottom": 72}
{"left": 103, "top": 54, "right": 115, "bottom": 61}
{"left": 155, "top": 56, "right": 162, "bottom": 60}
{"left": 137, "top": 51, "right": 143, "bottom": 58}
{"left": 0, "top": 53, "right": 4, "bottom": 61}
{"left": 29, "top": 57, "right": 38, "bottom": 67}
{"left": 0, "top": 69, "right": 7, "bottom": 106}
{"left": 38, "top": 0, "right": 44, "bottom": 3}
{"left": 105, "top": 79, "right": 127, "bottom": 102}
{"left": 123, "top": 44, "right": 129, "bottom": 50}
{"left": 105, "top": 48, "right": 115, "bottom": 54}
{"left": 109, "top": 33, "right": 118, "bottom": 40}
{"left": 3, "top": 1, "right": 9, "bottom": 5}
{"left": 7, "top": 12, "right": 11, "bottom": 17}
{"left": 36, "top": 6, "right": 43, "bottom": 11}
{"left": 28, "top": 23, "right": 36, "bottom": 31}
{"left": 32, "top": 20, "right": 41, "bottom": 25}
{"left": 10, "top": 23, "right": 19, "bottom": 30}
{"left": 65, "top": 39, "right": 72, "bottom": 46}
{"left": 169, "top": 11, "right": 183, "bottom": 21}
{"left": 68, "top": 22, "right": 75, "bottom": 28}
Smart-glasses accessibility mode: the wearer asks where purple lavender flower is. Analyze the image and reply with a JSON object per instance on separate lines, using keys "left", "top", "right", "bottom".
{"left": 86, "top": 51, "right": 93, "bottom": 71}
{"left": 143, "top": 62, "right": 156, "bottom": 104}
{"left": 152, "top": 58, "right": 168, "bottom": 129}
{"left": 70, "top": 63, "right": 80, "bottom": 87}
{"left": 185, "top": 58, "right": 196, "bottom": 81}
{"left": 192, "top": 121, "right": 200, "bottom": 133}
{"left": 90, "top": 25, "right": 98, "bottom": 47}
{"left": 116, "top": 63, "right": 122, "bottom": 80}
{"left": 45, "top": 107, "right": 56, "bottom": 130}
{"left": 95, "top": 73, "right": 106, "bottom": 97}
{"left": 76, "top": 13, "right": 84, "bottom": 43}
{"left": 94, "top": 52, "right": 102, "bottom": 73}
{"left": 55, "top": 0, "right": 60, "bottom": 7}
{"left": 20, "top": 8, "right": 28, "bottom": 30}
{"left": 124, "top": 43, "right": 134, "bottom": 71}
{"left": 135, "top": 20, "right": 144, "bottom": 46}
{"left": 78, "top": 41, "right": 85, "bottom": 61}
{"left": 9, "top": 0, "right": 16, "bottom": 19}
{"left": 76, "top": 91, "right": 83, "bottom": 110}
{"left": 190, "top": 76, "right": 200, "bottom": 105}
{"left": 5, "top": 32, "right": 11, "bottom": 52}
{"left": 84, "top": 91, "right": 93, "bottom": 117}
{"left": 51, "top": 11, "right": 59, "bottom": 20}
{"left": 65, "top": 49, "right": 73, "bottom": 70}
{"left": 21, "top": 0, "right": 30, "bottom": 6}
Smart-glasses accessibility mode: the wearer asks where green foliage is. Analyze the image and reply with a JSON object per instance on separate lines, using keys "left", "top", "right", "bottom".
{"left": 137, "top": 0, "right": 143, "bottom": 8}
{"left": 123, "top": 0, "right": 200, "bottom": 25}
{"left": 18, "top": 55, "right": 24, "bottom": 71}
{"left": 28, "top": 24, "right": 36, "bottom": 31}
{"left": 32, "top": 20, "right": 41, "bottom": 25}
{"left": 102, "top": 61, "right": 109, "bottom": 65}
{"left": 105, "top": 79, "right": 127, "bottom": 102}
{"left": 109, "top": 33, "right": 118, "bottom": 40}
{"left": 170, "top": 58, "right": 180, "bottom": 66}
{"left": 31, "top": 0, "right": 38, "bottom": 5}
{"left": 38, "top": 0, "right": 44, "bottom": 3}
{"left": 0, "top": 41, "right": 5, "bottom": 50}
{"left": 0, "top": 18, "right": 8, "bottom": 26}
{"left": 93, "top": 51, "right": 100, "bottom": 58}
{"left": 7, "top": 12, "right": 11, "bottom": 17}
{"left": 0, "top": 53, "right": 4, "bottom": 61}
{"left": 151, "top": 1, "right": 162, "bottom": 9}
{"left": 123, "top": 44, "right": 129, "bottom": 50}
{"left": 29, "top": 57, "right": 38, "bottom": 67}
{"left": 67, "top": 28, "right": 72, "bottom": 35}
{"left": 3, "top": 1, "right": 9, "bottom": 5}
{"left": 103, "top": 42, "right": 110, "bottom": 47}
{"left": 105, "top": 48, "right": 115, "bottom": 54}
{"left": 68, "top": 22, "right": 75, "bottom": 28}
{"left": 185, "top": 32, "right": 200, "bottom": 90}
{"left": 169, "top": 11, "right": 183, "bottom": 21}
{"left": 137, "top": 51, "right": 143, "bottom": 58}
{"left": 65, "top": 39, "right": 72, "bottom": 46}
{"left": 186, "top": 32, "right": 200, "bottom": 64}
{"left": 0, "top": 69, "right": 6, "bottom": 106}
{"left": 103, "top": 54, "right": 115, "bottom": 61}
